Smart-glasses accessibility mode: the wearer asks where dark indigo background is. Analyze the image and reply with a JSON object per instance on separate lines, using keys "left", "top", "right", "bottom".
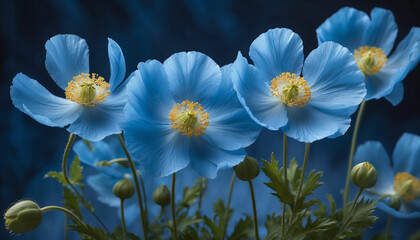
{"left": 1, "top": 0, "right": 420, "bottom": 239}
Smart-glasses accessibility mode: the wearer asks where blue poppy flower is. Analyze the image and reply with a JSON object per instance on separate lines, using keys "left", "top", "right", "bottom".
{"left": 10, "top": 34, "right": 127, "bottom": 141}
{"left": 354, "top": 133, "right": 420, "bottom": 218}
{"left": 230, "top": 28, "right": 366, "bottom": 143}
{"left": 317, "top": 7, "right": 420, "bottom": 105}
{"left": 122, "top": 52, "right": 261, "bottom": 178}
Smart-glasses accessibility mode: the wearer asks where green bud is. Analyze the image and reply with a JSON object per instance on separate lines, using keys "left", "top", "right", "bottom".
{"left": 350, "top": 162, "right": 377, "bottom": 189}
{"left": 4, "top": 200, "right": 43, "bottom": 233}
{"left": 113, "top": 178, "right": 135, "bottom": 200}
{"left": 389, "top": 196, "right": 402, "bottom": 211}
{"left": 233, "top": 156, "right": 260, "bottom": 181}
{"left": 153, "top": 185, "right": 171, "bottom": 207}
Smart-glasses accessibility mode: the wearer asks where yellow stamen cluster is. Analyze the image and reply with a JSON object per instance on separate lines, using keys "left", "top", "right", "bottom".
{"left": 269, "top": 72, "right": 311, "bottom": 108}
{"left": 65, "top": 73, "right": 110, "bottom": 107}
{"left": 354, "top": 46, "right": 387, "bottom": 76}
{"left": 393, "top": 172, "right": 420, "bottom": 201}
{"left": 169, "top": 100, "right": 209, "bottom": 137}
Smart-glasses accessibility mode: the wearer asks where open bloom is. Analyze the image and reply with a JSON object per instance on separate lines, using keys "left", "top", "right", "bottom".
{"left": 122, "top": 52, "right": 261, "bottom": 178}
{"left": 230, "top": 28, "right": 366, "bottom": 143}
{"left": 10, "top": 34, "right": 127, "bottom": 141}
{"left": 354, "top": 133, "right": 420, "bottom": 218}
{"left": 317, "top": 7, "right": 420, "bottom": 105}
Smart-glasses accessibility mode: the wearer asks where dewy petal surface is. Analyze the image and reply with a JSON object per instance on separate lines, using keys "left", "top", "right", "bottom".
{"left": 108, "top": 38, "right": 126, "bottom": 91}
{"left": 230, "top": 52, "right": 288, "bottom": 130}
{"left": 249, "top": 28, "right": 304, "bottom": 80}
{"left": 393, "top": 133, "right": 420, "bottom": 176}
{"left": 10, "top": 73, "right": 82, "bottom": 127}
{"left": 316, "top": 7, "right": 370, "bottom": 51}
{"left": 45, "top": 34, "right": 90, "bottom": 90}
{"left": 364, "top": 8, "right": 398, "bottom": 55}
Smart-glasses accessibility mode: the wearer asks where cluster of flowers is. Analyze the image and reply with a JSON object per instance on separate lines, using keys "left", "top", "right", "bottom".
{"left": 4, "top": 7, "right": 420, "bottom": 239}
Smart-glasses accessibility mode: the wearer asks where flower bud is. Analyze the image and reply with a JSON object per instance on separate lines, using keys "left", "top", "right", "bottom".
{"left": 4, "top": 200, "right": 43, "bottom": 233}
{"left": 113, "top": 178, "right": 135, "bottom": 200}
{"left": 389, "top": 196, "right": 402, "bottom": 211}
{"left": 233, "top": 156, "right": 260, "bottom": 181}
{"left": 153, "top": 185, "right": 171, "bottom": 207}
{"left": 350, "top": 162, "right": 377, "bottom": 189}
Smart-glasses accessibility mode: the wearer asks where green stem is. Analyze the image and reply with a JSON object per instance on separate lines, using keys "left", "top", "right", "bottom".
{"left": 385, "top": 214, "right": 392, "bottom": 240}
{"left": 41, "top": 206, "right": 84, "bottom": 226}
{"left": 281, "top": 134, "right": 288, "bottom": 240}
{"left": 117, "top": 134, "right": 148, "bottom": 240}
{"left": 248, "top": 180, "right": 259, "bottom": 240}
{"left": 221, "top": 173, "right": 236, "bottom": 240}
{"left": 344, "top": 100, "right": 366, "bottom": 207}
{"left": 62, "top": 133, "right": 108, "bottom": 233}
{"left": 296, "top": 143, "right": 311, "bottom": 201}
{"left": 137, "top": 170, "right": 149, "bottom": 224}
{"left": 171, "top": 173, "right": 178, "bottom": 240}
{"left": 64, "top": 213, "right": 68, "bottom": 240}
{"left": 120, "top": 199, "right": 128, "bottom": 240}
{"left": 351, "top": 188, "right": 363, "bottom": 211}
{"left": 150, "top": 207, "right": 164, "bottom": 226}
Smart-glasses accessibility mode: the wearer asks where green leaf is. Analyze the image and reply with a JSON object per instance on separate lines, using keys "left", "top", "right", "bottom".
{"left": 228, "top": 216, "right": 253, "bottom": 240}
{"left": 372, "top": 233, "right": 394, "bottom": 240}
{"left": 68, "top": 223, "right": 108, "bottom": 240}
{"left": 326, "top": 194, "right": 336, "bottom": 215}
{"left": 44, "top": 171, "right": 68, "bottom": 186}
{"left": 300, "top": 170, "right": 323, "bottom": 199}
{"left": 177, "top": 179, "right": 202, "bottom": 214}
{"left": 287, "top": 158, "right": 301, "bottom": 192}
{"left": 63, "top": 187, "right": 82, "bottom": 219}
{"left": 409, "top": 230, "right": 420, "bottom": 240}
{"left": 70, "top": 156, "right": 84, "bottom": 186}
{"left": 263, "top": 214, "right": 282, "bottom": 240}
{"left": 291, "top": 217, "right": 337, "bottom": 240}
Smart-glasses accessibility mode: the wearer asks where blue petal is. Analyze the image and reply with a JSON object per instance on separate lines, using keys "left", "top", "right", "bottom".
{"left": 316, "top": 7, "right": 370, "bottom": 51}
{"left": 122, "top": 116, "right": 190, "bottom": 177}
{"left": 127, "top": 60, "right": 175, "bottom": 124}
{"left": 189, "top": 137, "right": 245, "bottom": 179}
{"left": 387, "top": 27, "right": 420, "bottom": 72}
{"left": 45, "top": 34, "right": 90, "bottom": 90}
{"left": 385, "top": 82, "right": 404, "bottom": 106}
{"left": 10, "top": 73, "right": 82, "bottom": 127}
{"left": 108, "top": 38, "right": 126, "bottom": 91}
{"left": 354, "top": 141, "right": 394, "bottom": 194}
{"left": 376, "top": 201, "right": 420, "bottom": 219}
{"left": 281, "top": 105, "right": 351, "bottom": 143}
{"left": 163, "top": 51, "right": 221, "bottom": 103}
{"left": 87, "top": 174, "right": 120, "bottom": 207}
{"left": 204, "top": 65, "right": 261, "bottom": 151}
{"left": 230, "top": 52, "right": 288, "bottom": 130}
{"left": 249, "top": 28, "right": 304, "bottom": 80}
{"left": 67, "top": 90, "right": 125, "bottom": 141}
{"left": 303, "top": 42, "right": 366, "bottom": 110}
{"left": 364, "top": 8, "right": 398, "bottom": 55}
{"left": 393, "top": 133, "right": 420, "bottom": 176}
{"left": 364, "top": 70, "right": 395, "bottom": 100}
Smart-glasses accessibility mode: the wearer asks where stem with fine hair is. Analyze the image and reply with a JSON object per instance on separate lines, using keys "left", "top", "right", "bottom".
{"left": 41, "top": 206, "right": 84, "bottom": 226}
{"left": 249, "top": 180, "right": 259, "bottom": 240}
{"left": 221, "top": 173, "right": 236, "bottom": 240}
{"left": 343, "top": 100, "right": 366, "bottom": 207}
{"left": 117, "top": 134, "right": 148, "bottom": 240}
{"left": 171, "top": 173, "right": 178, "bottom": 240}
{"left": 62, "top": 133, "right": 108, "bottom": 233}
{"left": 120, "top": 199, "right": 128, "bottom": 240}
{"left": 281, "top": 134, "right": 288, "bottom": 239}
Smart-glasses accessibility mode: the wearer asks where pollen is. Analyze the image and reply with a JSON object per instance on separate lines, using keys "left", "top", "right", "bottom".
{"left": 354, "top": 46, "right": 387, "bottom": 76}
{"left": 65, "top": 73, "right": 110, "bottom": 107}
{"left": 393, "top": 172, "right": 420, "bottom": 201}
{"left": 269, "top": 72, "right": 311, "bottom": 108}
{"left": 169, "top": 100, "right": 209, "bottom": 137}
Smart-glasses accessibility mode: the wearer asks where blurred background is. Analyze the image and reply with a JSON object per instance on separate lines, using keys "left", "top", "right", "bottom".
{"left": 1, "top": 0, "right": 420, "bottom": 239}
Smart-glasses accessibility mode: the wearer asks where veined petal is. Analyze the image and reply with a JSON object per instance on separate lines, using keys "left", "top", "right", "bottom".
{"left": 303, "top": 42, "right": 366, "bottom": 110}
{"left": 230, "top": 52, "right": 288, "bottom": 130}
{"left": 87, "top": 174, "right": 120, "bottom": 207}
{"left": 163, "top": 51, "right": 220, "bottom": 103}
{"left": 108, "top": 38, "right": 126, "bottom": 91}
{"left": 354, "top": 141, "right": 394, "bottom": 193}
{"left": 385, "top": 82, "right": 404, "bottom": 106}
{"left": 10, "top": 73, "right": 81, "bottom": 127}
{"left": 376, "top": 201, "right": 420, "bottom": 219}
{"left": 249, "top": 28, "right": 304, "bottom": 80}
{"left": 189, "top": 137, "right": 245, "bottom": 179}
{"left": 122, "top": 118, "right": 190, "bottom": 177}
{"left": 204, "top": 65, "right": 261, "bottom": 151}
{"left": 67, "top": 91, "right": 125, "bottom": 141}
{"left": 316, "top": 7, "right": 370, "bottom": 51}
{"left": 365, "top": 8, "right": 398, "bottom": 55}
{"left": 364, "top": 70, "right": 395, "bottom": 100}
{"left": 386, "top": 27, "right": 420, "bottom": 71}
{"left": 281, "top": 105, "right": 351, "bottom": 143}
{"left": 393, "top": 133, "right": 420, "bottom": 176}
{"left": 45, "top": 34, "right": 89, "bottom": 90}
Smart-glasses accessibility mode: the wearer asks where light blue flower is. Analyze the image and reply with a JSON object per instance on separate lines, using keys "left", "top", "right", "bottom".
{"left": 354, "top": 133, "right": 420, "bottom": 218}
{"left": 122, "top": 52, "right": 261, "bottom": 178}
{"left": 10, "top": 34, "right": 127, "bottom": 141}
{"left": 317, "top": 7, "right": 420, "bottom": 105}
{"left": 230, "top": 28, "right": 366, "bottom": 143}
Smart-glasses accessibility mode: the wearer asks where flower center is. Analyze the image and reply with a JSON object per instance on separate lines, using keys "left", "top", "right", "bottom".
{"left": 354, "top": 46, "right": 387, "bottom": 76}
{"left": 269, "top": 72, "right": 311, "bottom": 108}
{"left": 393, "top": 172, "right": 420, "bottom": 201}
{"left": 169, "top": 100, "right": 209, "bottom": 137}
{"left": 65, "top": 73, "right": 110, "bottom": 106}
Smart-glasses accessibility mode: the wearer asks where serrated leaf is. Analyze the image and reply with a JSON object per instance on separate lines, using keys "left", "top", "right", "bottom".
{"left": 263, "top": 214, "right": 282, "bottom": 240}
{"left": 262, "top": 156, "right": 294, "bottom": 206}
{"left": 326, "top": 194, "right": 336, "bottom": 215}
{"left": 300, "top": 170, "right": 323, "bottom": 199}
{"left": 228, "top": 216, "right": 253, "bottom": 240}
{"left": 287, "top": 158, "right": 301, "bottom": 192}
{"left": 177, "top": 179, "right": 202, "bottom": 214}
{"left": 291, "top": 217, "right": 337, "bottom": 240}
{"left": 63, "top": 187, "right": 82, "bottom": 219}
{"left": 202, "top": 198, "right": 233, "bottom": 239}
{"left": 68, "top": 223, "right": 108, "bottom": 240}
{"left": 70, "top": 156, "right": 84, "bottom": 186}
{"left": 44, "top": 171, "right": 68, "bottom": 185}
